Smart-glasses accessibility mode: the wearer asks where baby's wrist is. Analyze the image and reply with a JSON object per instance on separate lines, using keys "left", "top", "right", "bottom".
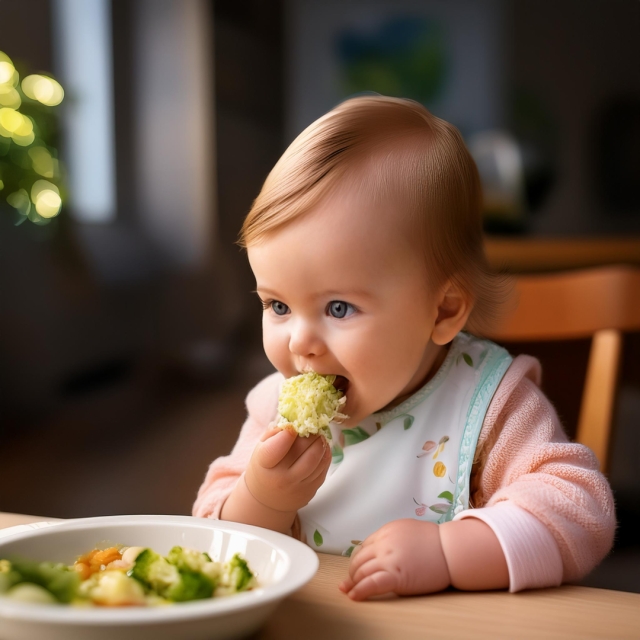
{"left": 438, "top": 519, "right": 509, "bottom": 591}
{"left": 425, "top": 521, "right": 452, "bottom": 591}
{"left": 242, "top": 472, "right": 298, "bottom": 514}
{"left": 221, "top": 474, "right": 297, "bottom": 534}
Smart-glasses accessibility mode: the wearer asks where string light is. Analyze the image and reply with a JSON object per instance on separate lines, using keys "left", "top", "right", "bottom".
{"left": 0, "top": 50, "right": 65, "bottom": 224}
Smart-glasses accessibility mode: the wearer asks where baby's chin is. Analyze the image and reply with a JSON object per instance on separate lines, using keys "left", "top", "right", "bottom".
{"left": 337, "top": 388, "right": 398, "bottom": 426}
{"left": 336, "top": 403, "right": 376, "bottom": 428}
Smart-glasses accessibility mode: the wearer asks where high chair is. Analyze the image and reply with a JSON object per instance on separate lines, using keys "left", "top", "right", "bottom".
{"left": 485, "top": 264, "right": 640, "bottom": 473}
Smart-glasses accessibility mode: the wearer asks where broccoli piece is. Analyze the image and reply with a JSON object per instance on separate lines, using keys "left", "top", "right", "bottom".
{"left": 164, "top": 570, "right": 213, "bottom": 602}
{"left": 129, "top": 549, "right": 179, "bottom": 593}
{"left": 277, "top": 372, "right": 348, "bottom": 438}
{"left": 2, "top": 558, "right": 80, "bottom": 604}
{"left": 129, "top": 548, "right": 214, "bottom": 602}
{"left": 0, "top": 560, "right": 21, "bottom": 595}
{"left": 166, "top": 546, "right": 210, "bottom": 573}
{"left": 221, "top": 554, "right": 255, "bottom": 593}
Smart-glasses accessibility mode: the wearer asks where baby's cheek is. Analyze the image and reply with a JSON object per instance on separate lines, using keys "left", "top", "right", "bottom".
{"left": 262, "top": 328, "right": 291, "bottom": 374}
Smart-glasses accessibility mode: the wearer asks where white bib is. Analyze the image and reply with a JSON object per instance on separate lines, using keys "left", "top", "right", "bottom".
{"left": 298, "top": 332, "right": 512, "bottom": 556}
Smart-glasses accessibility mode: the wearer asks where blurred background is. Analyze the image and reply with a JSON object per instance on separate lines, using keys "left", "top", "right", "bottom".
{"left": 1, "top": 0, "right": 639, "bottom": 592}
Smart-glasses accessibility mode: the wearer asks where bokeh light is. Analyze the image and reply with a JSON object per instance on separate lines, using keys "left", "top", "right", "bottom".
{"left": 0, "top": 107, "right": 35, "bottom": 146}
{"left": 28, "top": 146, "right": 57, "bottom": 178}
{"left": 0, "top": 52, "right": 16, "bottom": 86}
{"left": 0, "top": 49, "right": 66, "bottom": 225}
{"left": 22, "top": 74, "right": 64, "bottom": 107}
{"left": 0, "top": 107, "right": 22, "bottom": 132}
{"left": 31, "top": 179, "right": 62, "bottom": 218}
{"left": 0, "top": 86, "right": 21, "bottom": 109}
{"left": 6, "top": 188, "right": 31, "bottom": 216}
{"left": 0, "top": 62, "right": 14, "bottom": 85}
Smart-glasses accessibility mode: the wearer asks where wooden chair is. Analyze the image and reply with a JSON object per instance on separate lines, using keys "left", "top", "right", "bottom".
{"left": 485, "top": 265, "right": 640, "bottom": 473}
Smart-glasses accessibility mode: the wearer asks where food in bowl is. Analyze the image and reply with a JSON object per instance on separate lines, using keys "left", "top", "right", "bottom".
{"left": 0, "top": 545, "right": 255, "bottom": 607}
{"left": 277, "top": 372, "right": 348, "bottom": 439}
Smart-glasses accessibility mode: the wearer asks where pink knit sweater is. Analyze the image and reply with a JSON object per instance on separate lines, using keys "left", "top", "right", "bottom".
{"left": 193, "top": 355, "right": 615, "bottom": 592}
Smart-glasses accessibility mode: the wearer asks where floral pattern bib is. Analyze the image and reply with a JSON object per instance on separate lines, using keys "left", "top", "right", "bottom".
{"left": 297, "top": 332, "right": 512, "bottom": 556}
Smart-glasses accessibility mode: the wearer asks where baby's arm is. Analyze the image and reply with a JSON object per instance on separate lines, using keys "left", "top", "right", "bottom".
{"left": 453, "top": 355, "right": 615, "bottom": 590}
{"left": 193, "top": 372, "right": 332, "bottom": 534}
{"left": 342, "top": 354, "right": 615, "bottom": 600}
{"left": 192, "top": 372, "right": 281, "bottom": 520}
{"left": 340, "top": 518, "right": 508, "bottom": 600}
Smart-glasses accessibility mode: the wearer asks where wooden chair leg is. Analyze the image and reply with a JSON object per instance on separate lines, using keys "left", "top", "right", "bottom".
{"left": 575, "top": 329, "right": 622, "bottom": 474}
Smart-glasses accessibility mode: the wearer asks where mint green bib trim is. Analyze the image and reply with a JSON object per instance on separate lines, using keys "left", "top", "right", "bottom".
{"left": 446, "top": 342, "right": 513, "bottom": 522}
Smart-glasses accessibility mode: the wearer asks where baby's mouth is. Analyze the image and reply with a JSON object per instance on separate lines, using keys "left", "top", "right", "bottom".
{"left": 333, "top": 375, "right": 349, "bottom": 395}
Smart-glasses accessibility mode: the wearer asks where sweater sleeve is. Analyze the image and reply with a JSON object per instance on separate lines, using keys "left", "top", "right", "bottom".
{"left": 454, "top": 355, "right": 616, "bottom": 592}
{"left": 192, "top": 372, "right": 283, "bottom": 519}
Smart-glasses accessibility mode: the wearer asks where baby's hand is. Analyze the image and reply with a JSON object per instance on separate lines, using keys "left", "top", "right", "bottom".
{"left": 244, "top": 424, "right": 332, "bottom": 514}
{"left": 339, "top": 519, "right": 451, "bottom": 601}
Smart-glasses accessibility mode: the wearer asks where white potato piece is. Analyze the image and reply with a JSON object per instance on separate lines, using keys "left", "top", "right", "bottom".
{"left": 6, "top": 583, "right": 58, "bottom": 605}
{"left": 121, "top": 546, "right": 146, "bottom": 566}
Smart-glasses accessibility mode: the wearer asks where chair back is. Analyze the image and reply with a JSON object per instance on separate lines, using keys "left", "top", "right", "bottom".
{"left": 485, "top": 265, "right": 640, "bottom": 472}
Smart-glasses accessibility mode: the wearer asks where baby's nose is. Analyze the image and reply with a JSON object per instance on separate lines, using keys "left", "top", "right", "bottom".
{"left": 289, "top": 319, "right": 326, "bottom": 357}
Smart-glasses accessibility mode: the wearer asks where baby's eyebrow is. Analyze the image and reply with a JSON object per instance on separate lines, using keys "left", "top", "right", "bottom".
{"left": 313, "top": 288, "right": 376, "bottom": 300}
{"left": 254, "top": 287, "right": 279, "bottom": 297}
{"left": 255, "top": 286, "right": 376, "bottom": 300}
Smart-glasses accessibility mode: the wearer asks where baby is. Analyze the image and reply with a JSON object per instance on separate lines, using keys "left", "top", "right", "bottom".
{"left": 193, "top": 96, "right": 615, "bottom": 600}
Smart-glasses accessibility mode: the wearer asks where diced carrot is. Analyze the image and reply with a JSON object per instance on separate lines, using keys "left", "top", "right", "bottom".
{"left": 76, "top": 549, "right": 99, "bottom": 565}
{"left": 90, "top": 547, "right": 122, "bottom": 569}
{"left": 73, "top": 562, "right": 92, "bottom": 581}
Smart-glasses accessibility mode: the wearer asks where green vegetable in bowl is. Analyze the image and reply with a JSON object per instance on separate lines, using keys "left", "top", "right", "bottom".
{"left": 0, "top": 545, "right": 256, "bottom": 607}
{"left": 277, "top": 372, "right": 348, "bottom": 439}
{"left": 129, "top": 548, "right": 214, "bottom": 602}
{"left": 223, "top": 554, "right": 255, "bottom": 593}
{"left": 0, "top": 558, "right": 80, "bottom": 603}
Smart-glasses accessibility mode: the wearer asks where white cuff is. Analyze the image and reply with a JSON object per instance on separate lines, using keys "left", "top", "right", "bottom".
{"left": 453, "top": 502, "right": 563, "bottom": 592}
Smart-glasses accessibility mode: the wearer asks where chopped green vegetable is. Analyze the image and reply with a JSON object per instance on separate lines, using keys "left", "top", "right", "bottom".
{"left": 0, "top": 558, "right": 80, "bottom": 603}
{"left": 165, "top": 571, "right": 213, "bottom": 602}
{"left": 277, "top": 372, "right": 348, "bottom": 438}
{"left": 167, "top": 546, "right": 211, "bottom": 573}
{"left": 129, "top": 549, "right": 179, "bottom": 593}
{"left": 130, "top": 548, "right": 214, "bottom": 602}
{"left": 219, "top": 553, "right": 255, "bottom": 594}
{"left": 1, "top": 545, "right": 254, "bottom": 607}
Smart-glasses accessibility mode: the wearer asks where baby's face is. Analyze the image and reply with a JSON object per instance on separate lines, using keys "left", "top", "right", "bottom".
{"left": 247, "top": 191, "right": 445, "bottom": 426}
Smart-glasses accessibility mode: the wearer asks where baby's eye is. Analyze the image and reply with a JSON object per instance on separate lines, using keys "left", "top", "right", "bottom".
{"left": 270, "top": 300, "right": 290, "bottom": 316}
{"left": 327, "top": 300, "right": 355, "bottom": 319}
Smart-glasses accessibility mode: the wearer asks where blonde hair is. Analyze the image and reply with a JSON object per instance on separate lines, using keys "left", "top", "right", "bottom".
{"left": 240, "top": 95, "right": 511, "bottom": 335}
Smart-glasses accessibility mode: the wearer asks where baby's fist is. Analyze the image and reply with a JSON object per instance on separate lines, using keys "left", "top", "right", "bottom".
{"left": 339, "top": 519, "right": 451, "bottom": 600}
{"left": 245, "top": 426, "right": 332, "bottom": 513}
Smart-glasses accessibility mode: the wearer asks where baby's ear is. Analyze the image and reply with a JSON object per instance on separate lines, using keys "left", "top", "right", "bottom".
{"left": 431, "top": 281, "right": 473, "bottom": 345}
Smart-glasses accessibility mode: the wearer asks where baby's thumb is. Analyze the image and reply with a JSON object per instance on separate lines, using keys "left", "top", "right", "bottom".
{"left": 256, "top": 426, "right": 296, "bottom": 468}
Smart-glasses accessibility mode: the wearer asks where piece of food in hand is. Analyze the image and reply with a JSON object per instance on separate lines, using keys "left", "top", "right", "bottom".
{"left": 277, "top": 372, "right": 348, "bottom": 439}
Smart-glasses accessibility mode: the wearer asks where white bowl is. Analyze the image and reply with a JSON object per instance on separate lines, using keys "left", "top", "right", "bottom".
{"left": 0, "top": 515, "right": 318, "bottom": 640}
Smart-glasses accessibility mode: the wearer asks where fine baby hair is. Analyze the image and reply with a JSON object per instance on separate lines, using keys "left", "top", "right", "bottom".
{"left": 240, "top": 95, "right": 511, "bottom": 336}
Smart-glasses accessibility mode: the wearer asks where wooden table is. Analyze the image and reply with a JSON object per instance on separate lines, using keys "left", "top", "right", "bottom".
{"left": 2, "top": 513, "right": 639, "bottom": 639}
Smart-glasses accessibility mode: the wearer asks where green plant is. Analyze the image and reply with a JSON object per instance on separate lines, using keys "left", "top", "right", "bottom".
{"left": 0, "top": 50, "right": 66, "bottom": 225}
